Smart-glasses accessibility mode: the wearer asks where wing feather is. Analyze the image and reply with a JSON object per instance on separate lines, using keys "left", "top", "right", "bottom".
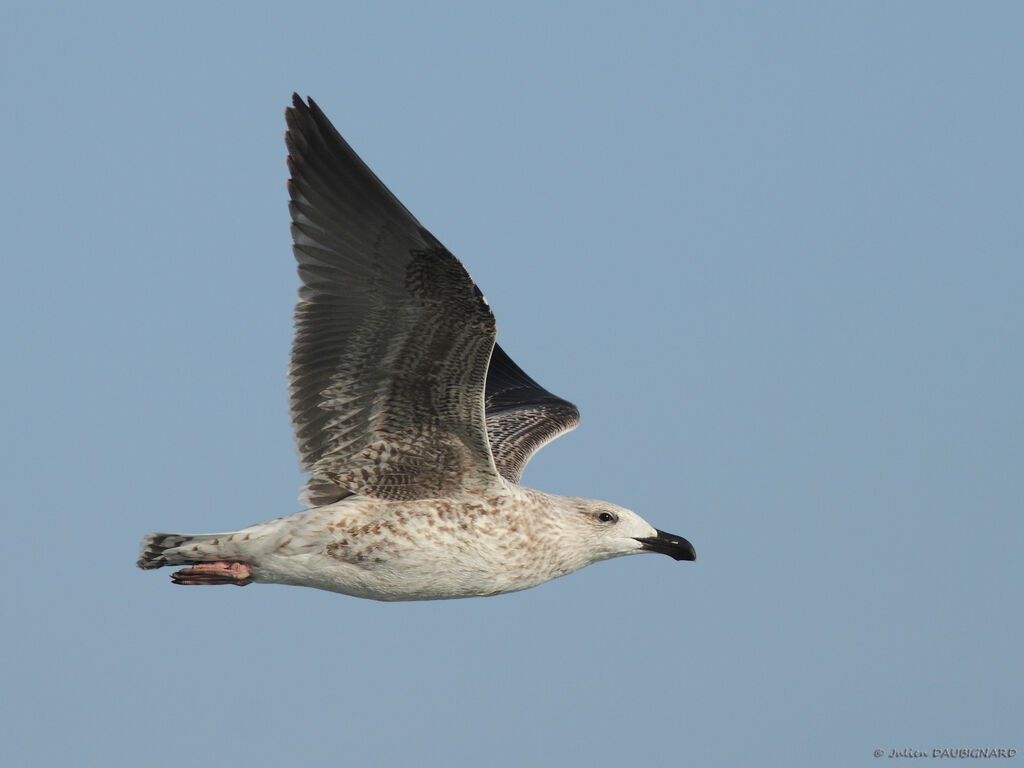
{"left": 285, "top": 95, "right": 501, "bottom": 504}
{"left": 484, "top": 344, "right": 580, "bottom": 483}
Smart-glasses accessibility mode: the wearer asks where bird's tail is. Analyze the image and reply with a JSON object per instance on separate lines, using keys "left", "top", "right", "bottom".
{"left": 136, "top": 531, "right": 225, "bottom": 570}
{"left": 137, "top": 531, "right": 255, "bottom": 586}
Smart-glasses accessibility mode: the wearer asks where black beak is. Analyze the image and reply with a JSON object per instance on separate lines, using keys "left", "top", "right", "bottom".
{"left": 634, "top": 530, "right": 696, "bottom": 561}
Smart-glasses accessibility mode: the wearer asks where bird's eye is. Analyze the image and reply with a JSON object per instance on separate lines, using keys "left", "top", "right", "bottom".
{"left": 598, "top": 512, "right": 616, "bottom": 523}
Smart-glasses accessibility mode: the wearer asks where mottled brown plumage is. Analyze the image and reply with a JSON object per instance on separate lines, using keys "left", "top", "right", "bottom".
{"left": 136, "top": 95, "right": 695, "bottom": 601}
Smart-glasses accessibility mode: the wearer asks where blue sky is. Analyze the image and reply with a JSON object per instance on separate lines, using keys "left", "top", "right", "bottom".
{"left": 2, "top": 2, "right": 1022, "bottom": 766}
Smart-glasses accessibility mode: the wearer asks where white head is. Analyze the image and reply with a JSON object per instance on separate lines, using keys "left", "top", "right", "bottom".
{"left": 551, "top": 496, "right": 696, "bottom": 570}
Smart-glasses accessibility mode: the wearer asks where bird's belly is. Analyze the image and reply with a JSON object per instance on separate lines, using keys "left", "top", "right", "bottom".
{"left": 244, "top": 496, "right": 565, "bottom": 601}
{"left": 254, "top": 545, "right": 550, "bottom": 601}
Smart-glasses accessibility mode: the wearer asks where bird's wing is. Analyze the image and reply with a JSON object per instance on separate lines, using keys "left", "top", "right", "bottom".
{"left": 286, "top": 94, "right": 502, "bottom": 505}
{"left": 484, "top": 343, "right": 580, "bottom": 484}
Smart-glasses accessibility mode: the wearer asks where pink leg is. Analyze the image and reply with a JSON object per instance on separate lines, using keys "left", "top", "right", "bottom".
{"left": 171, "top": 561, "right": 253, "bottom": 586}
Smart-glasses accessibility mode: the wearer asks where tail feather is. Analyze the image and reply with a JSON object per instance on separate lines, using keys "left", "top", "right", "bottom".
{"left": 137, "top": 532, "right": 224, "bottom": 570}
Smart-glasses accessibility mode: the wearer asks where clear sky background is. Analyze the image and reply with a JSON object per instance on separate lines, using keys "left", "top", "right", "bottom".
{"left": 2, "top": 2, "right": 1021, "bottom": 766}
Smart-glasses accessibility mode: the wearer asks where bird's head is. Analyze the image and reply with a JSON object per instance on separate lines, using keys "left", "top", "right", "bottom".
{"left": 557, "top": 497, "right": 696, "bottom": 567}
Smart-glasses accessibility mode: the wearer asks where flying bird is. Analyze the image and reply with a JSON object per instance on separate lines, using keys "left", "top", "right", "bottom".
{"left": 137, "top": 95, "right": 695, "bottom": 601}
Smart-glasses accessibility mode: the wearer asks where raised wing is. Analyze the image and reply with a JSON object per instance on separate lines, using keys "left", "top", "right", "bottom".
{"left": 286, "top": 95, "right": 502, "bottom": 505}
{"left": 484, "top": 343, "right": 580, "bottom": 484}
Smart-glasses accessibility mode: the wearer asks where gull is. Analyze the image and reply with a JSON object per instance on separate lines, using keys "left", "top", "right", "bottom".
{"left": 137, "top": 95, "right": 695, "bottom": 601}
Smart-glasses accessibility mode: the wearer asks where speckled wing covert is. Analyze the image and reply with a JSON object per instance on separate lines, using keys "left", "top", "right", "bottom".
{"left": 286, "top": 95, "right": 504, "bottom": 504}
{"left": 484, "top": 344, "right": 580, "bottom": 484}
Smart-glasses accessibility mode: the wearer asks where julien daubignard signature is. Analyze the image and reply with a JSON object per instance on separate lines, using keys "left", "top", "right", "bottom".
{"left": 876, "top": 747, "right": 1017, "bottom": 759}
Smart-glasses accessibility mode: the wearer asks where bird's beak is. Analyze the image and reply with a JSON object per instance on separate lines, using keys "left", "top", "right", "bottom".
{"left": 634, "top": 530, "right": 696, "bottom": 561}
